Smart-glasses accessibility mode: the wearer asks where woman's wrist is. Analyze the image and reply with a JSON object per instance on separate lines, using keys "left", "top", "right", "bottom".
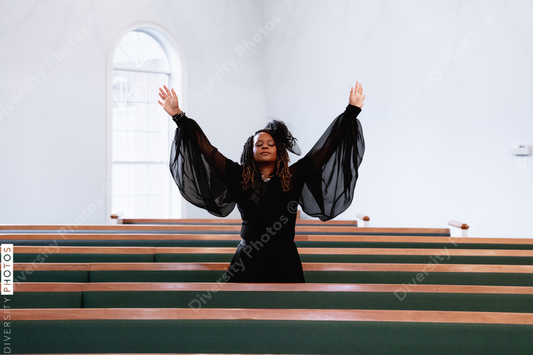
{"left": 172, "top": 111, "right": 186, "bottom": 125}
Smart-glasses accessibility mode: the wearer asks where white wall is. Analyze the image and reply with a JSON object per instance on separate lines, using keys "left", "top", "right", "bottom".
{"left": 263, "top": 0, "right": 533, "bottom": 238}
{"left": 0, "top": 0, "right": 265, "bottom": 223}
{"left": 1, "top": 0, "right": 531, "bottom": 238}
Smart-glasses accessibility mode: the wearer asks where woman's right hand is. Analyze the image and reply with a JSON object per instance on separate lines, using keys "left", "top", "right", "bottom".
{"left": 158, "top": 85, "right": 181, "bottom": 116}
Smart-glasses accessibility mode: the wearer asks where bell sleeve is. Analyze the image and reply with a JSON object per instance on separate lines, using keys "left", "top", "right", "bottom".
{"left": 169, "top": 113, "right": 236, "bottom": 217}
{"left": 297, "top": 104, "right": 365, "bottom": 221}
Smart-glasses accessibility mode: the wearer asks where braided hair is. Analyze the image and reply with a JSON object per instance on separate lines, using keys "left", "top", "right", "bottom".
{"left": 240, "top": 123, "right": 295, "bottom": 192}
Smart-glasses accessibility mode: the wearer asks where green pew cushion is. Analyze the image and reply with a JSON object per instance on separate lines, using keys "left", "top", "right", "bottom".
{"left": 16, "top": 253, "right": 155, "bottom": 263}
{"left": 8, "top": 292, "right": 82, "bottom": 308}
{"left": 11, "top": 320, "right": 532, "bottom": 354}
{"left": 87, "top": 270, "right": 533, "bottom": 286}
{"left": 81, "top": 291, "right": 533, "bottom": 313}
{"left": 14, "top": 271, "right": 89, "bottom": 283}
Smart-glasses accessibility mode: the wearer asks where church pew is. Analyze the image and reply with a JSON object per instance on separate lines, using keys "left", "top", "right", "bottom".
{"left": 14, "top": 262, "right": 533, "bottom": 286}
{"left": 13, "top": 245, "right": 533, "bottom": 265}
{"left": 13, "top": 282, "right": 533, "bottom": 313}
{"left": 4, "top": 308, "right": 532, "bottom": 354}
{"left": 4, "top": 233, "right": 533, "bottom": 250}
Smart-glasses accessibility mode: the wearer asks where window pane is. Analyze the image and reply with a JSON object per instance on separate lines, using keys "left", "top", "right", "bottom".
{"left": 149, "top": 195, "right": 169, "bottom": 218}
{"left": 111, "top": 195, "right": 129, "bottom": 216}
{"left": 128, "top": 164, "right": 148, "bottom": 195}
{"left": 113, "top": 70, "right": 128, "bottom": 102}
{"left": 112, "top": 131, "right": 128, "bottom": 161}
{"left": 137, "top": 32, "right": 169, "bottom": 71}
{"left": 147, "top": 73, "right": 169, "bottom": 103}
{"left": 128, "top": 102, "right": 147, "bottom": 132}
{"left": 127, "top": 132, "right": 147, "bottom": 161}
{"left": 128, "top": 71, "right": 147, "bottom": 102}
{"left": 147, "top": 132, "right": 167, "bottom": 161}
{"left": 114, "top": 32, "right": 138, "bottom": 68}
{"left": 130, "top": 195, "right": 148, "bottom": 217}
{"left": 113, "top": 101, "right": 127, "bottom": 131}
{"left": 113, "top": 44, "right": 135, "bottom": 69}
{"left": 112, "top": 164, "right": 129, "bottom": 196}
{"left": 147, "top": 103, "right": 169, "bottom": 132}
{"left": 149, "top": 164, "right": 169, "bottom": 195}
{"left": 142, "top": 45, "right": 169, "bottom": 71}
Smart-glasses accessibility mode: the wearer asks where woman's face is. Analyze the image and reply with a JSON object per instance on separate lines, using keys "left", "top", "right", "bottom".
{"left": 253, "top": 132, "right": 277, "bottom": 164}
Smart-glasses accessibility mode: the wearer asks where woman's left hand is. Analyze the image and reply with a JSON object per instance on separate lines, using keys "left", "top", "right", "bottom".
{"left": 349, "top": 81, "right": 365, "bottom": 108}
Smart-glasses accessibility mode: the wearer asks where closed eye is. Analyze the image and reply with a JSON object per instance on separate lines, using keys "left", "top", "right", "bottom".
{"left": 255, "top": 141, "right": 275, "bottom": 147}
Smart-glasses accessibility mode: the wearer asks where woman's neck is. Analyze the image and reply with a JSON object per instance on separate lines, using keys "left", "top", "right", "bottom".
{"left": 255, "top": 162, "right": 275, "bottom": 177}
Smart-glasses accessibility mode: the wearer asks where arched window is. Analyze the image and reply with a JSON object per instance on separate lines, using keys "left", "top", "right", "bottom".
{"left": 110, "top": 29, "right": 181, "bottom": 218}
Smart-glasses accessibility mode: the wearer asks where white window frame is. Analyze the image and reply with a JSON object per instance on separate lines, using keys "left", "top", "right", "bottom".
{"left": 105, "top": 23, "right": 187, "bottom": 222}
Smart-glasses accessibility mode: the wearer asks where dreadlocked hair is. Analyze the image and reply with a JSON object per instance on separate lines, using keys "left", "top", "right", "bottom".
{"left": 240, "top": 129, "right": 292, "bottom": 192}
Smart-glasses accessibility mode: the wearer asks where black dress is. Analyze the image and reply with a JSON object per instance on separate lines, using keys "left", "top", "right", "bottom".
{"left": 170, "top": 104, "right": 365, "bottom": 283}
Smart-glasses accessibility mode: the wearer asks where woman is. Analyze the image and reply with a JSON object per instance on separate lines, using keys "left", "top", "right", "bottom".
{"left": 158, "top": 83, "right": 365, "bottom": 282}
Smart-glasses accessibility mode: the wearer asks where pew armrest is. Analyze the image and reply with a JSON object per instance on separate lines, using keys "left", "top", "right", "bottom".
{"left": 448, "top": 220, "right": 469, "bottom": 238}
{"left": 356, "top": 213, "right": 370, "bottom": 227}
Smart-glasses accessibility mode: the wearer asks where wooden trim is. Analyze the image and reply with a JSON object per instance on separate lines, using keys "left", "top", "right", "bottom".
{"left": 14, "top": 283, "right": 85, "bottom": 292}
{"left": 88, "top": 263, "right": 227, "bottom": 271}
{"left": 14, "top": 263, "right": 90, "bottom": 271}
{"left": 302, "top": 235, "right": 533, "bottom": 244}
{"left": 3, "top": 234, "right": 533, "bottom": 245}
{"left": 448, "top": 220, "right": 470, "bottom": 230}
{"left": 356, "top": 213, "right": 370, "bottom": 221}
{"left": 155, "top": 247, "right": 533, "bottom": 257}
{"left": 4, "top": 308, "right": 533, "bottom": 324}
{"left": 81, "top": 282, "right": 533, "bottom": 294}
{"left": 0, "top": 225, "right": 449, "bottom": 234}
{"left": 14, "top": 246, "right": 156, "bottom": 254}
{"left": 302, "top": 262, "right": 533, "bottom": 273}
{"left": 156, "top": 247, "right": 237, "bottom": 254}
{"left": 0, "top": 234, "right": 242, "bottom": 240}
{"left": 15, "top": 282, "right": 533, "bottom": 294}
{"left": 56, "top": 262, "right": 533, "bottom": 273}
{"left": 119, "top": 218, "right": 359, "bottom": 226}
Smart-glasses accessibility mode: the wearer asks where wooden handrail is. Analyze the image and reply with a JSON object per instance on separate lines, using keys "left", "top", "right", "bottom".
{"left": 14, "top": 282, "right": 533, "bottom": 294}
{"left": 4, "top": 308, "right": 533, "bottom": 324}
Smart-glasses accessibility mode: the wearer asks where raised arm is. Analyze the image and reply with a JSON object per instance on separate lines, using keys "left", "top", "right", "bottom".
{"left": 295, "top": 82, "right": 366, "bottom": 221}
{"left": 158, "top": 86, "right": 236, "bottom": 217}
{"left": 308, "top": 82, "right": 365, "bottom": 167}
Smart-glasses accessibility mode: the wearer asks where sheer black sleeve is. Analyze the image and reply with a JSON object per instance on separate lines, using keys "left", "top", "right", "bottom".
{"left": 293, "top": 104, "right": 365, "bottom": 221}
{"left": 169, "top": 114, "right": 236, "bottom": 217}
